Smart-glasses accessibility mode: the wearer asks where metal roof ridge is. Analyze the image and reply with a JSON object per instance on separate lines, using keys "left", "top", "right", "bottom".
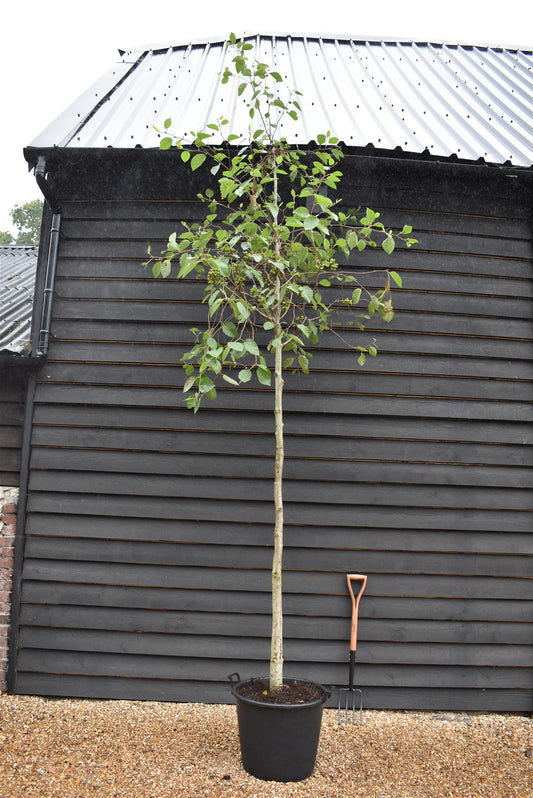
{"left": 117, "top": 33, "right": 533, "bottom": 57}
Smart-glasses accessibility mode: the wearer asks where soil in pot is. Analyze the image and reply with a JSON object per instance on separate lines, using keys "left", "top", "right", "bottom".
{"left": 239, "top": 678, "right": 324, "bottom": 705}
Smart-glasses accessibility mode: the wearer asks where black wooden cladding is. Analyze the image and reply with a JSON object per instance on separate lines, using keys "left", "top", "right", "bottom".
{"left": 0, "top": 367, "right": 27, "bottom": 486}
{"left": 10, "top": 154, "right": 533, "bottom": 710}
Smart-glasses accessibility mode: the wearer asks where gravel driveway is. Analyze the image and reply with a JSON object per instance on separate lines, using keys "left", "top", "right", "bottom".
{"left": 0, "top": 694, "right": 531, "bottom": 797}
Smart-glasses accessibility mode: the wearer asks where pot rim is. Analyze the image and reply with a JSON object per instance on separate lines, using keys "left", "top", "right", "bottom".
{"left": 230, "top": 676, "right": 330, "bottom": 710}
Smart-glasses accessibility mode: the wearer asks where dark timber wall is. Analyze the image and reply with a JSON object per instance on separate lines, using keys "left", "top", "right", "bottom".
{"left": 0, "top": 364, "right": 27, "bottom": 487}
{"left": 9, "top": 152, "right": 533, "bottom": 710}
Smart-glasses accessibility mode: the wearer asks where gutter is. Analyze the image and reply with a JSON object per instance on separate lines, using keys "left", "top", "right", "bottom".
{"left": 36, "top": 212, "right": 61, "bottom": 358}
{"left": 33, "top": 157, "right": 61, "bottom": 359}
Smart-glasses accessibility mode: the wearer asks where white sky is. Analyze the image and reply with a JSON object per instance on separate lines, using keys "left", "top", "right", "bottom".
{"left": 1, "top": 0, "right": 532, "bottom": 234}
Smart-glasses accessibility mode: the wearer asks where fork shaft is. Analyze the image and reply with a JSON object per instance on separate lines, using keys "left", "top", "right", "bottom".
{"left": 348, "top": 650, "right": 356, "bottom": 690}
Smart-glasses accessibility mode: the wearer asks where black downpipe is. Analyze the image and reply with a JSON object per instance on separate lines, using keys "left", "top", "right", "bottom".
{"left": 36, "top": 211, "right": 61, "bottom": 357}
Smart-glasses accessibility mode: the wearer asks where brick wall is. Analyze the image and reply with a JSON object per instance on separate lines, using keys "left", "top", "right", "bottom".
{"left": 0, "top": 487, "right": 18, "bottom": 693}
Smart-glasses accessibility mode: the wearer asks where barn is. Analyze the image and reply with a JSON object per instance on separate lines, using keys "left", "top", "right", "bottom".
{"left": 7, "top": 35, "right": 533, "bottom": 710}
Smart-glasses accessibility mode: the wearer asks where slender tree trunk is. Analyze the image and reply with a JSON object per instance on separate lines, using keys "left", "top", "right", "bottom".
{"left": 269, "top": 145, "right": 284, "bottom": 691}
{"left": 270, "top": 290, "right": 284, "bottom": 691}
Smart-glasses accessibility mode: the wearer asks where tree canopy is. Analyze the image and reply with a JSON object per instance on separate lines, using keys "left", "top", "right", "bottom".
{"left": 0, "top": 199, "right": 43, "bottom": 245}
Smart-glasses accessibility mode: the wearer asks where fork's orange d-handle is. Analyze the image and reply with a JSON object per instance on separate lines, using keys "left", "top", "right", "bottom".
{"left": 347, "top": 574, "right": 367, "bottom": 652}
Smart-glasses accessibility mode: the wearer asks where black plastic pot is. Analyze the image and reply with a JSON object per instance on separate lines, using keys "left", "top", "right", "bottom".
{"left": 229, "top": 674, "right": 330, "bottom": 782}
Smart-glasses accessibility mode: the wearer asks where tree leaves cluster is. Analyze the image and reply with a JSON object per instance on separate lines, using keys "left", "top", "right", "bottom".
{"left": 147, "top": 36, "right": 415, "bottom": 411}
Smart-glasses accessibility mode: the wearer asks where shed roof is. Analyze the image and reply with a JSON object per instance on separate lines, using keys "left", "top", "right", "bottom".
{"left": 0, "top": 245, "right": 38, "bottom": 356}
{"left": 28, "top": 34, "right": 533, "bottom": 168}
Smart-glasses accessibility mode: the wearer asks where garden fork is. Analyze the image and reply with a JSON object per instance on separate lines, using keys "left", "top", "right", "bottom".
{"left": 338, "top": 573, "right": 367, "bottom": 725}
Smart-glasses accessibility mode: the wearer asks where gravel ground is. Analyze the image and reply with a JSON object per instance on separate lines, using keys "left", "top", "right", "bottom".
{"left": 0, "top": 694, "right": 531, "bottom": 797}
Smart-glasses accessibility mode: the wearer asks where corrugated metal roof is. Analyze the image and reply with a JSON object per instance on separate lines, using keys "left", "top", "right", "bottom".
{"left": 28, "top": 35, "right": 533, "bottom": 167}
{"left": 0, "top": 246, "right": 38, "bottom": 356}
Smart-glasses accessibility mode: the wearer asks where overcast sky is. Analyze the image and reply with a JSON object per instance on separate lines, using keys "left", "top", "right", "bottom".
{"left": 2, "top": 0, "right": 532, "bottom": 234}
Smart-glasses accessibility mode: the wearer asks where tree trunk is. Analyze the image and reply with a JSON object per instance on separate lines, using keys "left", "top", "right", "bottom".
{"left": 270, "top": 284, "right": 284, "bottom": 691}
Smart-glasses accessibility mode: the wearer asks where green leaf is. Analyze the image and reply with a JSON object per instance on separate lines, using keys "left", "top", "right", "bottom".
{"left": 160, "top": 137, "right": 173, "bottom": 150}
{"left": 256, "top": 366, "right": 271, "bottom": 386}
{"left": 183, "top": 375, "right": 196, "bottom": 393}
{"left": 213, "top": 256, "right": 230, "bottom": 276}
{"left": 222, "top": 374, "right": 239, "bottom": 385}
{"left": 236, "top": 301, "right": 249, "bottom": 320}
{"left": 238, "top": 369, "right": 252, "bottom": 383}
{"left": 243, "top": 338, "right": 260, "bottom": 356}
{"left": 198, "top": 375, "right": 215, "bottom": 394}
{"left": 298, "top": 355, "right": 309, "bottom": 374}
{"left": 401, "top": 224, "right": 413, "bottom": 235}
{"left": 191, "top": 153, "right": 206, "bottom": 171}
{"left": 389, "top": 270, "right": 403, "bottom": 288}
{"left": 347, "top": 230, "right": 359, "bottom": 250}
{"left": 181, "top": 150, "right": 191, "bottom": 163}
{"left": 368, "top": 345, "right": 378, "bottom": 357}
{"left": 163, "top": 118, "right": 172, "bottom": 129}
{"left": 227, "top": 341, "right": 246, "bottom": 354}
{"left": 300, "top": 285, "right": 314, "bottom": 304}
{"left": 357, "top": 352, "right": 366, "bottom": 366}
{"left": 351, "top": 288, "right": 362, "bottom": 305}
{"left": 382, "top": 236, "right": 395, "bottom": 255}
{"left": 177, "top": 254, "right": 197, "bottom": 279}
{"left": 222, "top": 321, "right": 239, "bottom": 338}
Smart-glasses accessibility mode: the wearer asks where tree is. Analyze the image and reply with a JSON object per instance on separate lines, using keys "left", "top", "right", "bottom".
{"left": 0, "top": 199, "right": 43, "bottom": 245}
{"left": 146, "top": 35, "right": 416, "bottom": 693}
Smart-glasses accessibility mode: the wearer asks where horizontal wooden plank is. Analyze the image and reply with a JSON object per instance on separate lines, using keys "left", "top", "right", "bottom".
{"left": 51, "top": 299, "right": 533, "bottom": 341}
{"left": 53, "top": 276, "right": 533, "bottom": 319}
{"left": 58, "top": 219, "right": 533, "bottom": 260}
{"left": 38, "top": 363, "right": 533, "bottom": 403}
{"left": 24, "top": 513, "right": 533, "bottom": 554}
{"left": 54, "top": 265, "right": 533, "bottom": 303}
{"left": 41, "top": 340, "right": 533, "bottom": 382}
{"left": 13, "top": 671, "right": 533, "bottom": 710}
{"left": 48, "top": 319, "right": 533, "bottom": 361}
{"left": 0, "top": 427, "right": 24, "bottom": 447}
{"left": 29, "top": 427, "right": 533, "bottom": 467}
{"left": 14, "top": 648, "right": 531, "bottom": 688}
{"left": 0, "top": 401, "right": 25, "bottom": 425}
{"left": 0, "top": 471, "right": 19, "bottom": 486}
{"left": 60, "top": 214, "right": 533, "bottom": 257}
{"left": 32, "top": 380, "right": 533, "bottom": 422}
{"left": 31, "top": 403, "right": 533, "bottom": 446}
{"left": 63, "top": 197, "right": 531, "bottom": 234}
{"left": 56, "top": 250, "right": 533, "bottom": 283}
{"left": 25, "top": 493, "right": 533, "bottom": 532}
{"left": 21, "top": 560, "right": 532, "bottom": 599}
{"left": 27, "top": 471, "right": 533, "bottom": 511}
{"left": 0, "top": 449, "right": 21, "bottom": 470}
{"left": 19, "top": 605, "right": 533, "bottom": 645}
{"left": 17, "top": 626, "right": 530, "bottom": 669}
{"left": 21, "top": 582, "right": 533, "bottom": 622}
{"left": 29, "top": 448, "right": 533, "bottom": 490}
{"left": 23, "top": 537, "right": 531, "bottom": 577}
